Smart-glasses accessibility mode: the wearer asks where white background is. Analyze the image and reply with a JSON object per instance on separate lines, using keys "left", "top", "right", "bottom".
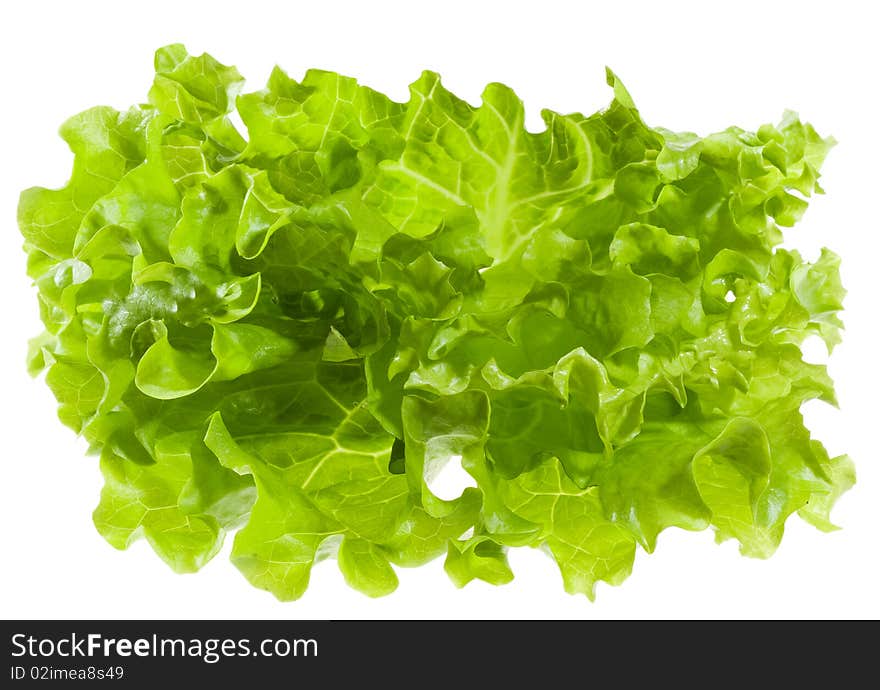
{"left": 1, "top": 0, "right": 877, "bottom": 620}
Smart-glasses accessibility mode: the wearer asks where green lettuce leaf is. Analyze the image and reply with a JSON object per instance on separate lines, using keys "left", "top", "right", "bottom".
{"left": 21, "top": 45, "right": 850, "bottom": 600}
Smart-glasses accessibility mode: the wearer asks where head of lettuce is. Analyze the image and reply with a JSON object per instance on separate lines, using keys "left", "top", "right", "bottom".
{"left": 19, "top": 44, "right": 852, "bottom": 600}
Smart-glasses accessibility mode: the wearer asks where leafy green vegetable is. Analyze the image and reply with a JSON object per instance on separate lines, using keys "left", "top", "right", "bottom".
{"left": 21, "top": 45, "right": 851, "bottom": 600}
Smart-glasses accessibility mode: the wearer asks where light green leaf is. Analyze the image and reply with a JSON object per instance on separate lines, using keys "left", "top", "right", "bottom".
{"left": 338, "top": 537, "right": 399, "bottom": 597}
{"left": 150, "top": 44, "right": 244, "bottom": 124}
{"left": 445, "top": 536, "right": 514, "bottom": 588}
{"left": 93, "top": 450, "right": 223, "bottom": 573}
{"left": 500, "top": 459, "right": 637, "bottom": 600}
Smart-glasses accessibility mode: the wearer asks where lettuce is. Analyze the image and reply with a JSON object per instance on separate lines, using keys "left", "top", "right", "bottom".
{"left": 20, "top": 44, "right": 852, "bottom": 600}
